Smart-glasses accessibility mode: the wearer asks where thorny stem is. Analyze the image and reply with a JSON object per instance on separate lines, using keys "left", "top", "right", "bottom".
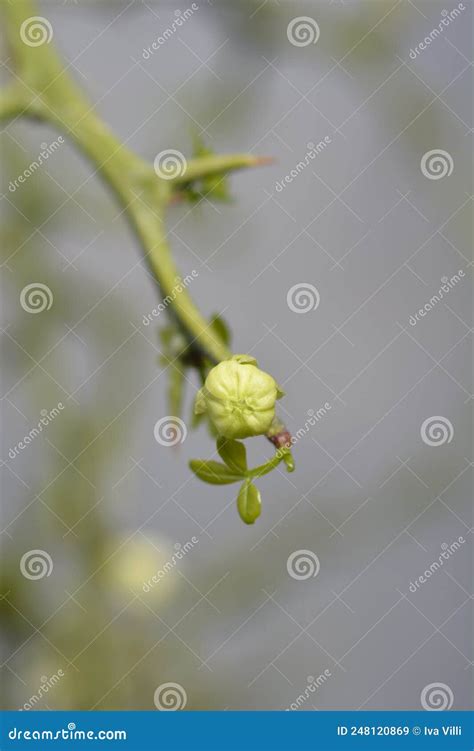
{"left": 0, "top": 0, "right": 291, "bottom": 447}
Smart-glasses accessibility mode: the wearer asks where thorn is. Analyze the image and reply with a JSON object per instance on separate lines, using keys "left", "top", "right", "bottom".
{"left": 253, "top": 156, "right": 275, "bottom": 167}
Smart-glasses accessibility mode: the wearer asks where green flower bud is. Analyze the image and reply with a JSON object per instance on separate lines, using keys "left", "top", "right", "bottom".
{"left": 195, "top": 355, "right": 284, "bottom": 439}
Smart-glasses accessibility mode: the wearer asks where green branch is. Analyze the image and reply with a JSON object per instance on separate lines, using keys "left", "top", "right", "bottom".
{"left": 0, "top": 0, "right": 291, "bottom": 452}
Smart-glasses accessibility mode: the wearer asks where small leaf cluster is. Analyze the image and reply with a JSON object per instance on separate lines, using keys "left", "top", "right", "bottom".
{"left": 179, "top": 136, "right": 232, "bottom": 204}
{"left": 190, "top": 437, "right": 294, "bottom": 524}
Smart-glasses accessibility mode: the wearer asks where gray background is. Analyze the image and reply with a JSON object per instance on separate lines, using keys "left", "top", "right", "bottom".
{"left": 1, "top": 0, "right": 472, "bottom": 711}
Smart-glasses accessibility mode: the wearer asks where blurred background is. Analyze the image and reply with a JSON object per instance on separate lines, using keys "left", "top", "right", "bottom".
{"left": 1, "top": 0, "right": 472, "bottom": 711}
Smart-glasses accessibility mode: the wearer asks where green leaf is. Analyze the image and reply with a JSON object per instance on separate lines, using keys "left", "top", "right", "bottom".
{"left": 168, "top": 364, "right": 185, "bottom": 419}
{"left": 209, "top": 314, "right": 231, "bottom": 346}
{"left": 283, "top": 451, "right": 295, "bottom": 472}
{"left": 189, "top": 459, "right": 243, "bottom": 485}
{"left": 159, "top": 323, "right": 175, "bottom": 347}
{"left": 192, "top": 133, "right": 211, "bottom": 159}
{"left": 237, "top": 481, "right": 261, "bottom": 524}
{"left": 203, "top": 176, "right": 232, "bottom": 203}
{"left": 186, "top": 136, "right": 232, "bottom": 203}
{"left": 217, "top": 437, "right": 247, "bottom": 474}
